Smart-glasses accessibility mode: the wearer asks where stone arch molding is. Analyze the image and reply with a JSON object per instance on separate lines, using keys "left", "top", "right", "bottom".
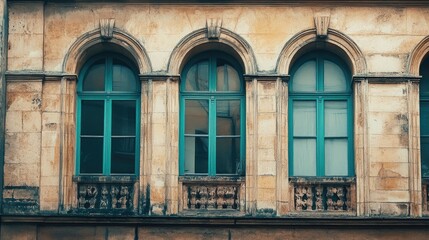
{"left": 276, "top": 28, "right": 367, "bottom": 75}
{"left": 63, "top": 28, "right": 152, "bottom": 74}
{"left": 168, "top": 28, "right": 257, "bottom": 75}
{"left": 408, "top": 35, "right": 429, "bottom": 76}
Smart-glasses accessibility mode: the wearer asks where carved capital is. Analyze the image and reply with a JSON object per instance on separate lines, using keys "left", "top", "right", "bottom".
{"left": 206, "top": 18, "right": 222, "bottom": 40}
{"left": 314, "top": 16, "right": 330, "bottom": 38}
{"left": 100, "top": 18, "right": 115, "bottom": 40}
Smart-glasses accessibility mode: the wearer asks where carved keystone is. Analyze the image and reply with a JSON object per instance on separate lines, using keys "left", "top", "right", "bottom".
{"left": 100, "top": 18, "right": 115, "bottom": 40}
{"left": 314, "top": 16, "right": 330, "bottom": 38}
{"left": 206, "top": 18, "right": 222, "bottom": 40}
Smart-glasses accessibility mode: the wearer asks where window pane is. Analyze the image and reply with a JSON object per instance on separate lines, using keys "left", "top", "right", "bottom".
{"left": 216, "top": 60, "right": 241, "bottom": 91}
{"left": 217, "top": 100, "right": 240, "bottom": 135}
{"left": 293, "top": 101, "right": 316, "bottom": 137}
{"left": 422, "top": 137, "right": 429, "bottom": 178}
{"left": 185, "top": 61, "right": 209, "bottom": 91}
{"left": 325, "top": 139, "right": 348, "bottom": 176}
{"left": 112, "top": 60, "right": 137, "bottom": 91}
{"left": 83, "top": 60, "right": 105, "bottom": 91}
{"left": 80, "top": 137, "right": 103, "bottom": 174}
{"left": 112, "top": 101, "right": 136, "bottom": 136}
{"left": 324, "top": 60, "right": 347, "bottom": 92}
{"left": 325, "top": 101, "right": 347, "bottom": 137}
{"left": 185, "top": 100, "right": 209, "bottom": 134}
{"left": 421, "top": 102, "right": 429, "bottom": 136}
{"left": 420, "top": 58, "right": 429, "bottom": 95}
{"left": 81, "top": 100, "right": 104, "bottom": 136}
{"left": 293, "top": 138, "right": 316, "bottom": 176}
{"left": 292, "top": 60, "right": 316, "bottom": 92}
{"left": 184, "top": 136, "right": 208, "bottom": 174}
{"left": 111, "top": 137, "right": 135, "bottom": 174}
{"left": 216, "top": 137, "right": 240, "bottom": 174}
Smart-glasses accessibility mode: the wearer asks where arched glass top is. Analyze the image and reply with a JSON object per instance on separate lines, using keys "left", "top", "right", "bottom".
{"left": 181, "top": 52, "right": 243, "bottom": 93}
{"left": 420, "top": 57, "right": 429, "bottom": 96}
{"left": 291, "top": 52, "right": 350, "bottom": 93}
{"left": 80, "top": 55, "right": 139, "bottom": 93}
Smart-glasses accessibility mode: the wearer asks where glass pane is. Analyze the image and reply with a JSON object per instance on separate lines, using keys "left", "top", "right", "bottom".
{"left": 324, "top": 60, "right": 347, "bottom": 92}
{"left": 216, "top": 137, "right": 240, "bottom": 174}
{"left": 81, "top": 100, "right": 104, "bottom": 136}
{"left": 292, "top": 60, "right": 316, "bottom": 92}
{"left": 421, "top": 102, "right": 429, "bottom": 136}
{"left": 80, "top": 137, "right": 103, "bottom": 174}
{"left": 111, "top": 137, "right": 135, "bottom": 174}
{"left": 420, "top": 58, "right": 429, "bottom": 95}
{"left": 293, "top": 138, "right": 316, "bottom": 176}
{"left": 112, "top": 60, "right": 137, "bottom": 91}
{"left": 185, "top": 100, "right": 209, "bottom": 135}
{"left": 422, "top": 137, "right": 429, "bottom": 177}
{"left": 217, "top": 100, "right": 240, "bottom": 135}
{"left": 216, "top": 60, "right": 241, "bottom": 91}
{"left": 325, "top": 101, "right": 348, "bottom": 137}
{"left": 293, "top": 101, "right": 316, "bottom": 137}
{"left": 112, "top": 101, "right": 136, "bottom": 136}
{"left": 185, "top": 60, "right": 209, "bottom": 91}
{"left": 83, "top": 60, "right": 105, "bottom": 91}
{"left": 184, "top": 136, "right": 208, "bottom": 174}
{"left": 325, "top": 139, "right": 348, "bottom": 176}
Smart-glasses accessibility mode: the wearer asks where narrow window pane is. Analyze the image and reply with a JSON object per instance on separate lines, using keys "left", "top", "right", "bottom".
{"left": 325, "top": 139, "right": 348, "bottom": 176}
{"left": 184, "top": 136, "right": 208, "bottom": 174}
{"left": 112, "top": 60, "right": 137, "bottom": 91}
{"left": 185, "top": 100, "right": 209, "bottom": 134}
{"left": 111, "top": 137, "right": 135, "bottom": 174}
{"left": 293, "top": 101, "right": 316, "bottom": 137}
{"left": 293, "top": 138, "right": 316, "bottom": 176}
{"left": 216, "top": 61, "right": 241, "bottom": 91}
{"left": 185, "top": 61, "right": 209, "bottom": 91}
{"left": 83, "top": 60, "right": 105, "bottom": 91}
{"left": 422, "top": 137, "right": 429, "bottom": 178}
{"left": 80, "top": 137, "right": 103, "bottom": 174}
{"left": 292, "top": 60, "right": 316, "bottom": 92}
{"left": 419, "top": 58, "right": 429, "bottom": 95}
{"left": 112, "top": 101, "right": 136, "bottom": 136}
{"left": 81, "top": 100, "right": 104, "bottom": 136}
{"left": 216, "top": 137, "right": 240, "bottom": 174}
{"left": 217, "top": 100, "right": 240, "bottom": 135}
{"left": 421, "top": 102, "right": 429, "bottom": 136}
{"left": 324, "top": 60, "right": 347, "bottom": 92}
{"left": 325, "top": 101, "right": 348, "bottom": 137}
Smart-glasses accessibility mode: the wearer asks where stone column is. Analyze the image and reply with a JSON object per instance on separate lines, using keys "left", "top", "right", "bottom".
{"left": 0, "top": 0, "right": 7, "bottom": 213}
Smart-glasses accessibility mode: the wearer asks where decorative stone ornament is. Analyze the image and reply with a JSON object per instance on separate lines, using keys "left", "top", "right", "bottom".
{"left": 314, "top": 16, "right": 330, "bottom": 38}
{"left": 100, "top": 18, "right": 115, "bottom": 40}
{"left": 206, "top": 18, "right": 222, "bottom": 40}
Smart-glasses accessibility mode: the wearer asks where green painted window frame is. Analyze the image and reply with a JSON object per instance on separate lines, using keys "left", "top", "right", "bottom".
{"left": 179, "top": 52, "right": 246, "bottom": 176}
{"left": 288, "top": 51, "right": 354, "bottom": 177}
{"left": 420, "top": 56, "right": 429, "bottom": 178}
{"left": 76, "top": 53, "right": 141, "bottom": 176}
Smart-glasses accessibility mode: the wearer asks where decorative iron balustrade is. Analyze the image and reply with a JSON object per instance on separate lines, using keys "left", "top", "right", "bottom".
{"left": 291, "top": 178, "right": 355, "bottom": 212}
{"left": 78, "top": 183, "right": 133, "bottom": 210}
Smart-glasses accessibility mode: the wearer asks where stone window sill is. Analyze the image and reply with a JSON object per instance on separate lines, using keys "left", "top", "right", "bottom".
{"left": 73, "top": 175, "right": 138, "bottom": 184}
{"left": 289, "top": 176, "right": 356, "bottom": 184}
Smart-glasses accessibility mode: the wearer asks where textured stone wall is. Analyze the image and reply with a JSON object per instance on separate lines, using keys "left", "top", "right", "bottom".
{"left": 3, "top": 1, "right": 429, "bottom": 218}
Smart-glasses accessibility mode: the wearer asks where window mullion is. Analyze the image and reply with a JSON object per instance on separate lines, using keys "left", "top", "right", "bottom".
{"left": 317, "top": 99, "right": 325, "bottom": 176}
{"left": 210, "top": 98, "right": 216, "bottom": 176}
{"left": 104, "top": 99, "right": 112, "bottom": 175}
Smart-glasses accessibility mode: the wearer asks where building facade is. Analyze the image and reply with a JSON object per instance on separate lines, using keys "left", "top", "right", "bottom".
{"left": 1, "top": 0, "right": 429, "bottom": 239}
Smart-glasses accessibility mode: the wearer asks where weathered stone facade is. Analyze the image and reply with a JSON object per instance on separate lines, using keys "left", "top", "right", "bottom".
{"left": 2, "top": 0, "right": 429, "bottom": 239}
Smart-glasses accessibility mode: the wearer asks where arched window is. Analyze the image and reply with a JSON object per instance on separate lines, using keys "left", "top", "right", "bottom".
{"left": 76, "top": 54, "right": 140, "bottom": 175}
{"left": 420, "top": 56, "right": 429, "bottom": 178}
{"left": 289, "top": 51, "right": 353, "bottom": 177}
{"left": 179, "top": 52, "right": 245, "bottom": 176}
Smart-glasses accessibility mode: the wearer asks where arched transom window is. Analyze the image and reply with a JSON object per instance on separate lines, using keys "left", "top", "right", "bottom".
{"left": 76, "top": 54, "right": 140, "bottom": 175}
{"left": 289, "top": 51, "right": 353, "bottom": 177}
{"left": 179, "top": 52, "right": 245, "bottom": 176}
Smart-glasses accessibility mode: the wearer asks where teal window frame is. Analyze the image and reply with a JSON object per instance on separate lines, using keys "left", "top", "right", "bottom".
{"left": 420, "top": 56, "right": 429, "bottom": 178}
{"left": 179, "top": 52, "right": 246, "bottom": 176}
{"left": 288, "top": 51, "right": 354, "bottom": 177}
{"left": 76, "top": 53, "right": 141, "bottom": 176}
